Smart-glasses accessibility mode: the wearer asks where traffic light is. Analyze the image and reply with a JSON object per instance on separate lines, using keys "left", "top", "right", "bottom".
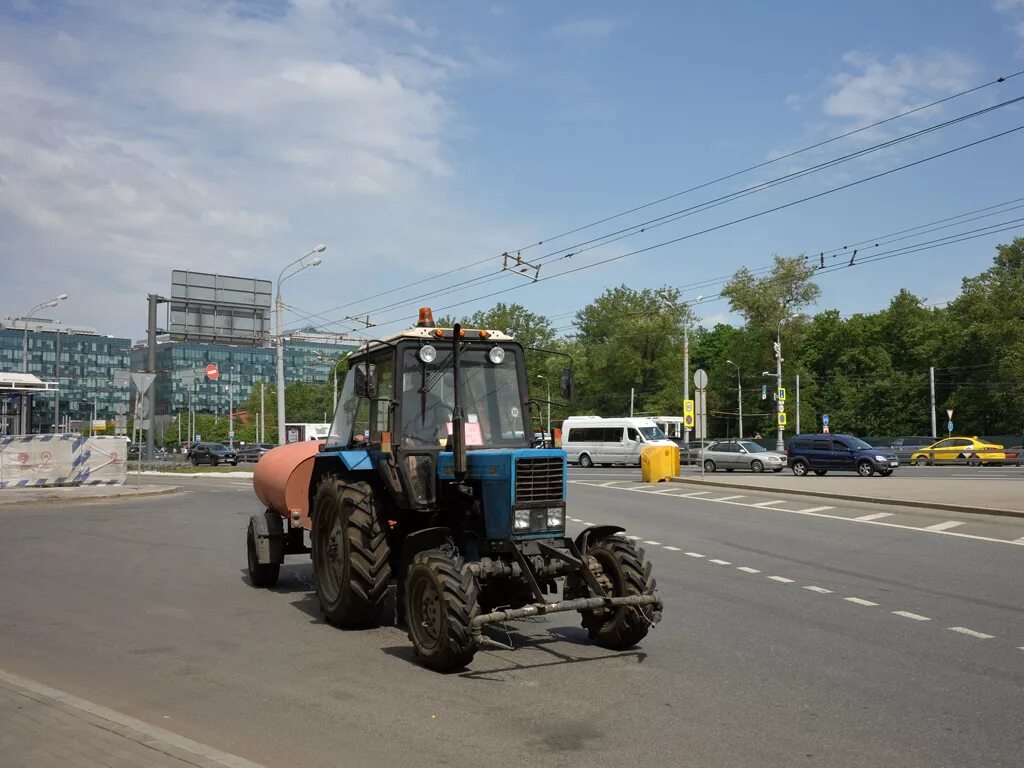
{"left": 761, "top": 384, "right": 767, "bottom": 400}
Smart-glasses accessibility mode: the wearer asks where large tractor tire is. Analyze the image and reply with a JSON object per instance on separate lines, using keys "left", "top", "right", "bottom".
{"left": 405, "top": 549, "right": 480, "bottom": 672}
{"left": 571, "top": 536, "right": 657, "bottom": 650}
{"left": 311, "top": 478, "right": 392, "bottom": 628}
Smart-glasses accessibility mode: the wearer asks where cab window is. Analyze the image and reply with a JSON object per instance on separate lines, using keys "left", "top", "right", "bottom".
{"left": 627, "top": 427, "right": 640, "bottom": 441}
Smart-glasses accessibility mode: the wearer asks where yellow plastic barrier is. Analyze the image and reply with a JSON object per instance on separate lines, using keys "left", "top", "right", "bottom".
{"left": 641, "top": 444, "right": 680, "bottom": 483}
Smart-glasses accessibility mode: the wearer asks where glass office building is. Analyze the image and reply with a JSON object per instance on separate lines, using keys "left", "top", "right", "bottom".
{"left": 0, "top": 319, "right": 132, "bottom": 433}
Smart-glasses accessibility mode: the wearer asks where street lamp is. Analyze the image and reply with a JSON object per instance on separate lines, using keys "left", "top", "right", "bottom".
{"left": 774, "top": 313, "right": 805, "bottom": 451}
{"left": 276, "top": 245, "right": 325, "bottom": 445}
{"left": 725, "top": 359, "right": 742, "bottom": 439}
{"left": 23, "top": 293, "right": 69, "bottom": 373}
{"left": 659, "top": 292, "right": 702, "bottom": 443}
{"left": 535, "top": 374, "right": 551, "bottom": 442}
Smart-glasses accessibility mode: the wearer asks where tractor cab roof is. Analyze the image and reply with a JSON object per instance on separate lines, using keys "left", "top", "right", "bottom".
{"left": 352, "top": 307, "right": 515, "bottom": 356}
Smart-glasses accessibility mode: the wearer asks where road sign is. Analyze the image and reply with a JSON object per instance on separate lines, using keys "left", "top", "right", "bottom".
{"left": 228, "top": 431, "right": 235, "bottom": 439}
{"left": 130, "top": 372, "right": 156, "bottom": 395}
{"left": 822, "top": 413, "right": 829, "bottom": 426}
{"left": 761, "top": 384, "right": 767, "bottom": 400}
{"left": 683, "top": 399, "right": 695, "bottom": 429}
{"left": 823, "top": 425, "right": 830, "bottom": 434}
{"left": 206, "top": 363, "right": 220, "bottom": 381}
{"left": 778, "top": 412, "right": 787, "bottom": 427}
{"left": 693, "top": 368, "right": 708, "bottom": 389}
{"left": 947, "top": 420, "right": 954, "bottom": 434}
{"left": 946, "top": 408, "right": 954, "bottom": 419}
{"left": 194, "top": 433, "right": 201, "bottom": 442}
{"left": 778, "top": 387, "right": 786, "bottom": 402}
{"left": 777, "top": 402, "right": 785, "bottom": 413}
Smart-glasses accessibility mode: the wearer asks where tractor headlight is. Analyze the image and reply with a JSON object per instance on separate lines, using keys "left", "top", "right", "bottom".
{"left": 488, "top": 346, "right": 505, "bottom": 365}
{"left": 418, "top": 344, "right": 437, "bottom": 363}
{"left": 546, "top": 507, "right": 565, "bottom": 529}
{"left": 514, "top": 508, "right": 530, "bottom": 530}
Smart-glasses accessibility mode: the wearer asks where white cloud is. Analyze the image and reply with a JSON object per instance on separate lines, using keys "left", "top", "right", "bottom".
{"left": 549, "top": 17, "right": 623, "bottom": 46}
{"left": 784, "top": 93, "right": 807, "bottom": 111}
{"left": 823, "top": 51, "right": 976, "bottom": 123}
{"left": 0, "top": 1, "right": 508, "bottom": 337}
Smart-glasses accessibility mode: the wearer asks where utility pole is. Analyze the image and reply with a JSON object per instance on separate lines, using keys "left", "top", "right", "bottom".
{"left": 774, "top": 334, "right": 783, "bottom": 452}
{"left": 726, "top": 359, "right": 742, "bottom": 439}
{"left": 795, "top": 374, "right": 801, "bottom": 434}
{"left": 145, "top": 293, "right": 160, "bottom": 461}
{"left": 929, "top": 366, "right": 937, "bottom": 438}
{"left": 630, "top": 387, "right": 635, "bottom": 417}
{"left": 228, "top": 365, "right": 234, "bottom": 449}
{"left": 260, "top": 381, "right": 265, "bottom": 444}
{"left": 54, "top": 324, "right": 61, "bottom": 432}
{"left": 683, "top": 326, "right": 690, "bottom": 442}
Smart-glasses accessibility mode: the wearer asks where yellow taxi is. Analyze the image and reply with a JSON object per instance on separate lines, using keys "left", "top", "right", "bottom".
{"left": 910, "top": 437, "right": 1006, "bottom": 466}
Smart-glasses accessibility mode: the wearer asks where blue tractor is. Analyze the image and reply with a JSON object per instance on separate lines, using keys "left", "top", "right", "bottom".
{"left": 248, "top": 309, "right": 662, "bottom": 671}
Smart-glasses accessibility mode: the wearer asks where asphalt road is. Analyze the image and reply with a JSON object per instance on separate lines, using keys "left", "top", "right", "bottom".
{"left": 1, "top": 472, "right": 1022, "bottom": 767}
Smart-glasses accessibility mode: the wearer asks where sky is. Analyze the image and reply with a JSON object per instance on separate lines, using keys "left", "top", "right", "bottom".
{"left": 2, "top": 0, "right": 1024, "bottom": 341}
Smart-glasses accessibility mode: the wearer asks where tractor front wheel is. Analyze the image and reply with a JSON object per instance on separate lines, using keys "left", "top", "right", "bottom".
{"left": 573, "top": 537, "right": 657, "bottom": 650}
{"left": 311, "top": 478, "right": 392, "bottom": 628}
{"left": 405, "top": 549, "right": 480, "bottom": 672}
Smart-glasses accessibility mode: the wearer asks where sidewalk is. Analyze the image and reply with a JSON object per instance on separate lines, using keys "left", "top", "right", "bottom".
{"left": 0, "top": 669, "right": 264, "bottom": 768}
{"left": 0, "top": 484, "right": 177, "bottom": 507}
{"left": 670, "top": 471, "right": 1024, "bottom": 518}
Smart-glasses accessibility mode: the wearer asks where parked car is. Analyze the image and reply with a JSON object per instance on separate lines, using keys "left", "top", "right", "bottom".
{"left": 127, "top": 444, "right": 165, "bottom": 461}
{"left": 236, "top": 443, "right": 275, "bottom": 463}
{"left": 671, "top": 438, "right": 705, "bottom": 465}
{"left": 787, "top": 434, "right": 899, "bottom": 477}
{"left": 1005, "top": 446, "right": 1023, "bottom": 466}
{"left": 909, "top": 437, "right": 1007, "bottom": 466}
{"left": 700, "top": 440, "right": 787, "bottom": 473}
{"left": 884, "top": 435, "right": 934, "bottom": 464}
{"left": 562, "top": 417, "right": 676, "bottom": 467}
{"left": 188, "top": 442, "right": 239, "bottom": 466}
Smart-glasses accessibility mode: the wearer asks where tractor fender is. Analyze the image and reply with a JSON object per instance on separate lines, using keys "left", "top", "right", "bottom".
{"left": 400, "top": 526, "right": 453, "bottom": 575}
{"left": 575, "top": 525, "right": 626, "bottom": 555}
{"left": 249, "top": 511, "right": 285, "bottom": 565}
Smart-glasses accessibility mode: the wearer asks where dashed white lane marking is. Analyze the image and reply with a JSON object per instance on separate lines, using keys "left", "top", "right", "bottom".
{"left": 568, "top": 517, "right": 582, "bottom": 522}
{"left": 663, "top": 545, "right": 681, "bottom": 551}
{"left": 948, "top": 626, "right": 994, "bottom": 639}
{"left": 751, "top": 500, "right": 784, "bottom": 508}
{"left": 709, "top": 559, "right": 731, "bottom": 565}
{"left": 680, "top": 491, "right": 710, "bottom": 497}
{"left": 768, "top": 576, "right": 794, "bottom": 583}
{"left": 643, "top": 540, "right": 662, "bottom": 545}
{"left": 713, "top": 495, "right": 746, "bottom": 501}
{"left": 893, "top": 611, "right": 930, "bottom": 621}
{"left": 625, "top": 535, "right": 641, "bottom": 540}
{"left": 684, "top": 552, "right": 705, "bottom": 558}
{"left": 844, "top": 597, "right": 879, "bottom": 607}
{"left": 599, "top": 481, "right": 623, "bottom": 487}
{"left": 795, "top": 505, "right": 834, "bottom": 513}
{"left": 736, "top": 566, "right": 761, "bottom": 574}
{"left": 0, "top": 668, "right": 268, "bottom": 768}
{"left": 649, "top": 486, "right": 682, "bottom": 494}
{"left": 855, "top": 512, "right": 893, "bottom": 522}
{"left": 570, "top": 480, "right": 1024, "bottom": 547}
{"left": 803, "top": 585, "right": 833, "bottom": 594}
{"left": 925, "top": 521, "right": 965, "bottom": 532}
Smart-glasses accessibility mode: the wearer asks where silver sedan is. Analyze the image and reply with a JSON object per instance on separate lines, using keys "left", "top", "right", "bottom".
{"left": 700, "top": 440, "right": 787, "bottom": 473}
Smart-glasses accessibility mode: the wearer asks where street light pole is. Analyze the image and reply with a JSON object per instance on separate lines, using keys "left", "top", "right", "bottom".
{"left": 21, "top": 293, "right": 68, "bottom": 434}
{"left": 228, "top": 365, "right": 234, "bottom": 449}
{"left": 276, "top": 245, "right": 326, "bottom": 445}
{"left": 726, "top": 360, "right": 742, "bottom": 439}
{"left": 775, "top": 314, "right": 803, "bottom": 452}
{"left": 536, "top": 375, "right": 551, "bottom": 439}
{"left": 660, "top": 292, "right": 702, "bottom": 444}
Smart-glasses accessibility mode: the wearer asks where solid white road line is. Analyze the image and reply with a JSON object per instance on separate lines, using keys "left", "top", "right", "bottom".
{"left": 713, "top": 495, "right": 746, "bottom": 501}
{"left": 925, "top": 521, "right": 965, "bottom": 532}
{"left": 892, "top": 611, "right": 931, "bottom": 621}
{"left": 599, "top": 481, "right": 623, "bottom": 487}
{"left": 751, "top": 500, "right": 784, "bottom": 508}
{"left": 844, "top": 597, "right": 879, "bottom": 607}
{"left": 803, "top": 585, "right": 833, "bottom": 594}
{"left": 768, "top": 576, "right": 794, "bottom": 583}
{"left": 680, "top": 491, "right": 710, "bottom": 497}
{"left": 795, "top": 505, "right": 834, "bottom": 513}
{"left": 854, "top": 512, "right": 893, "bottom": 522}
{"left": 1014, "top": 537, "right": 1024, "bottom": 544}
{"left": 568, "top": 517, "right": 582, "bottom": 522}
{"left": 684, "top": 552, "right": 705, "bottom": 558}
{"left": 649, "top": 486, "right": 682, "bottom": 494}
{"left": 948, "top": 626, "right": 994, "bottom": 639}
{"left": 625, "top": 535, "right": 641, "bottom": 540}
{"left": 709, "top": 559, "right": 731, "bottom": 565}
{"left": 643, "top": 540, "right": 662, "bottom": 545}
{"left": 663, "top": 545, "right": 681, "bottom": 551}
{"left": 0, "top": 668, "right": 268, "bottom": 768}
{"left": 736, "top": 566, "right": 761, "bottom": 574}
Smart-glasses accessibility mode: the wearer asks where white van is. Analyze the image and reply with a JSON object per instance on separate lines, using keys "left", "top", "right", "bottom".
{"left": 562, "top": 416, "right": 675, "bottom": 467}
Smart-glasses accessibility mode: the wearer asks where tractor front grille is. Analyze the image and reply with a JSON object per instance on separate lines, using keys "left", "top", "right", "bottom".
{"left": 514, "top": 456, "right": 564, "bottom": 505}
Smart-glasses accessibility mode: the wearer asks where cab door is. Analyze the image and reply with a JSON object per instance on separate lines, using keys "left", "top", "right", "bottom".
{"left": 830, "top": 439, "right": 855, "bottom": 470}
{"left": 929, "top": 438, "right": 960, "bottom": 463}
{"left": 625, "top": 427, "right": 643, "bottom": 465}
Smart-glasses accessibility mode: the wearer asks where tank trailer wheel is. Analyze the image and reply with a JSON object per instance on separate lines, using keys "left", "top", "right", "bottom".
{"left": 405, "top": 549, "right": 480, "bottom": 672}
{"left": 571, "top": 537, "right": 658, "bottom": 650}
{"left": 311, "top": 478, "right": 392, "bottom": 628}
{"left": 246, "top": 517, "right": 280, "bottom": 588}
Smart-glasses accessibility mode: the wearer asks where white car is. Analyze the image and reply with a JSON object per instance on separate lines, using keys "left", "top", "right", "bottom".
{"left": 562, "top": 416, "right": 676, "bottom": 467}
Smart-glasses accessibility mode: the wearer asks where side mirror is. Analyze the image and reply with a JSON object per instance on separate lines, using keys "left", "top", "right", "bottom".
{"left": 354, "top": 363, "right": 378, "bottom": 399}
{"left": 559, "top": 367, "right": 575, "bottom": 401}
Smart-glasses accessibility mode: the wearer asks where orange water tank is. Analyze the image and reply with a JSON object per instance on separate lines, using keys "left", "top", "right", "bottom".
{"left": 252, "top": 441, "right": 324, "bottom": 530}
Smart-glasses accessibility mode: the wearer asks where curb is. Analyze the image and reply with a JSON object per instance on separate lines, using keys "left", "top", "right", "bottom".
{"left": 0, "top": 485, "right": 180, "bottom": 508}
{"left": 138, "top": 471, "right": 254, "bottom": 478}
{"left": 668, "top": 476, "right": 1024, "bottom": 519}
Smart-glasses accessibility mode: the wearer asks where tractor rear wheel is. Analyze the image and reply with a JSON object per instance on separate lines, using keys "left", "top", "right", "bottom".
{"left": 312, "top": 478, "right": 392, "bottom": 628}
{"left": 573, "top": 537, "right": 657, "bottom": 650}
{"left": 405, "top": 549, "right": 480, "bottom": 672}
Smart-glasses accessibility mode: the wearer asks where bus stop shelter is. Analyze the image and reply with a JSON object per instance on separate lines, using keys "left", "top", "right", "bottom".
{"left": 0, "top": 373, "right": 58, "bottom": 436}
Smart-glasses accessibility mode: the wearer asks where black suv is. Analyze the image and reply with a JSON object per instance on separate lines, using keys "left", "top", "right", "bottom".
{"left": 188, "top": 442, "right": 239, "bottom": 466}
{"left": 787, "top": 434, "right": 899, "bottom": 477}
